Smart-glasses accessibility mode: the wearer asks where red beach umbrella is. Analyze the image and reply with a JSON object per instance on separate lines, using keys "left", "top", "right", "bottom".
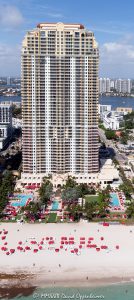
{"left": 25, "top": 246, "right": 31, "bottom": 250}
{"left": 55, "top": 248, "right": 59, "bottom": 252}
{"left": 33, "top": 249, "right": 38, "bottom": 253}
{"left": 10, "top": 249, "right": 15, "bottom": 254}
{"left": 101, "top": 245, "right": 108, "bottom": 249}
{"left": 1, "top": 247, "right": 7, "bottom": 251}
{"left": 116, "top": 245, "right": 119, "bottom": 249}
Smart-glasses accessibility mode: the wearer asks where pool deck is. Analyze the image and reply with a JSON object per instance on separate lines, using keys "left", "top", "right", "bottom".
{"left": 47, "top": 198, "right": 62, "bottom": 212}
{"left": 110, "top": 192, "right": 125, "bottom": 212}
{"left": 9, "top": 194, "right": 33, "bottom": 207}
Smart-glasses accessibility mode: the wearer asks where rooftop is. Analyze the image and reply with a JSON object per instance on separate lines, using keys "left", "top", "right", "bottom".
{"left": 37, "top": 22, "right": 85, "bottom": 29}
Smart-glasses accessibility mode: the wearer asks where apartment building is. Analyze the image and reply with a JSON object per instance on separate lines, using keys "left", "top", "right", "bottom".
{"left": 99, "top": 78, "right": 110, "bottom": 93}
{"left": 0, "top": 102, "right": 12, "bottom": 149}
{"left": 21, "top": 22, "right": 99, "bottom": 184}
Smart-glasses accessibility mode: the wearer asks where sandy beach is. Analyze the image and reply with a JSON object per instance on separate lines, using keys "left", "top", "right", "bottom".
{"left": 0, "top": 222, "right": 134, "bottom": 289}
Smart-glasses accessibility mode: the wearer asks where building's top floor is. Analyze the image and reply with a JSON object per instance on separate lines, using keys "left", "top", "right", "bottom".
{"left": 22, "top": 22, "right": 98, "bottom": 56}
{"left": 37, "top": 22, "right": 85, "bottom": 30}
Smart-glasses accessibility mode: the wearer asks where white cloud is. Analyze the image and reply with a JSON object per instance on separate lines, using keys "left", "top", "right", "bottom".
{"left": 47, "top": 12, "right": 64, "bottom": 18}
{"left": 0, "top": 43, "right": 20, "bottom": 76}
{"left": 100, "top": 39, "right": 134, "bottom": 77}
{"left": 101, "top": 42, "right": 134, "bottom": 61}
{"left": 0, "top": 5, "right": 24, "bottom": 28}
{"left": 91, "top": 27, "right": 125, "bottom": 35}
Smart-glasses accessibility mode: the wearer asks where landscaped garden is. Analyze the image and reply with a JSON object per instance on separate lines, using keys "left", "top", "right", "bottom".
{"left": 47, "top": 213, "right": 57, "bottom": 223}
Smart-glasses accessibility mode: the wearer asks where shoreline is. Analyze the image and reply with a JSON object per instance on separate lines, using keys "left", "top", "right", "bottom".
{"left": 0, "top": 272, "right": 134, "bottom": 291}
{"left": 0, "top": 275, "right": 132, "bottom": 299}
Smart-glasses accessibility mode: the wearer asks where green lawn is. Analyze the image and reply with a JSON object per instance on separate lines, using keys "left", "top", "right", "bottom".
{"left": 47, "top": 213, "right": 57, "bottom": 223}
{"left": 85, "top": 194, "right": 99, "bottom": 203}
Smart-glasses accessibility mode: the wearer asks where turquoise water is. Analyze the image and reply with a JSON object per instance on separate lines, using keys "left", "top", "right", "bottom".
{"left": 11, "top": 194, "right": 33, "bottom": 207}
{"left": 110, "top": 193, "right": 120, "bottom": 207}
{"left": 52, "top": 200, "right": 59, "bottom": 211}
{"left": 11, "top": 284, "right": 134, "bottom": 300}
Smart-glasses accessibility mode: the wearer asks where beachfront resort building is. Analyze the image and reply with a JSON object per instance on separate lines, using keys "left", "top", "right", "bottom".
{"left": 21, "top": 22, "right": 100, "bottom": 185}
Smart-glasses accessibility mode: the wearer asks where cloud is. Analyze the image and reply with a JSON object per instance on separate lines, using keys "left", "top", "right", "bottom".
{"left": 0, "top": 43, "right": 20, "bottom": 76}
{"left": 100, "top": 38, "right": 134, "bottom": 77}
{"left": 47, "top": 12, "right": 64, "bottom": 18}
{"left": 0, "top": 5, "right": 24, "bottom": 28}
{"left": 101, "top": 42, "right": 134, "bottom": 60}
{"left": 91, "top": 26, "right": 125, "bottom": 35}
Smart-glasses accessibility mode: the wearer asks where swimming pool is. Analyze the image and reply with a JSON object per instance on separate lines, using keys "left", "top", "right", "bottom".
{"left": 51, "top": 200, "right": 59, "bottom": 211}
{"left": 110, "top": 193, "right": 120, "bottom": 207}
{"left": 11, "top": 194, "right": 33, "bottom": 207}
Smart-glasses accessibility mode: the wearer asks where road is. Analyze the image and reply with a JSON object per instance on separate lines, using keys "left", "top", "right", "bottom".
{"left": 99, "top": 128, "right": 128, "bottom": 164}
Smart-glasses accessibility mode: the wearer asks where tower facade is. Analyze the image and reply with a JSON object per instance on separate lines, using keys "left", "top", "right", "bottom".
{"left": 21, "top": 22, "right": 99, "bottom": 180}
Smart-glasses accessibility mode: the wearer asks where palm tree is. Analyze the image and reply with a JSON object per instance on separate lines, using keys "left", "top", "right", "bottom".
{"left": 67, "top": 204, "right": 83, "bottom": 221}
{"left": 39, "top": 178, "right": 53, "bottom": 206}
{"left": 126, "top": 201, "right": 134, "bottom": 218}
{"left": 84, "top": 202, "right": 97, "bottom": 220}
{"left": 63, "top": 176, "right": 77, "bottom": 189}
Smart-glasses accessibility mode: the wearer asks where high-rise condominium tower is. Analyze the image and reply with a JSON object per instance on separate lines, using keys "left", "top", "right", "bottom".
{"left": 21, "top": 22, "right": 99, "bottom": 181}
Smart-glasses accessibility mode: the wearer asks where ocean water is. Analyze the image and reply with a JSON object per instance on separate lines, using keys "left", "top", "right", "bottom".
{"left": 99, "top": 96, "right": 134, "bottom": 110}
{"left": 0, "top": 95, "right": 134, "bottom": 110}
{"left": 8, "top": 284, "right": 134, "bottom": 300}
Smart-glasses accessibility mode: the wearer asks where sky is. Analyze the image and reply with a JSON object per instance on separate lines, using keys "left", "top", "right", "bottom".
{"left": 0, "top": 0, "right": 134, "bottom": 78}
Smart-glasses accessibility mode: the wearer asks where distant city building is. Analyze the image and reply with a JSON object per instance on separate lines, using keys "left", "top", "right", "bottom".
{"left": 115, "top": 79, "right": 131, "bottom": 94}
{"left": 99, "top": 78, "right": 132, "bottom": 94}
{"left": 0, "top": 102, "right": 12, "bottom": 149}
{"left": 99, "top": 104, "right": 112, "bottom": 115}
{"left": 21, "top": 22, "right": 99, "bottom": 185}
{"left": 116, "top": 107, "right": 132, "bottom": 114}
{"left": 99, "top": 105, "right": 132, "bottom": 131}
{"left": 7, "top": 76, "right": 11, "bottom": 85}
{"left": 99, "top": 78, "right": 110, "bottom": 93}
{"left": 101, "top": 112, "right": 123, "bottom": 130}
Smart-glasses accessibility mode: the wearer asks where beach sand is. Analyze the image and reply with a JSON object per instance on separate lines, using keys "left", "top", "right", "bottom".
{"left": 0, "top": 222, "right": 134, "bottom": 289}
